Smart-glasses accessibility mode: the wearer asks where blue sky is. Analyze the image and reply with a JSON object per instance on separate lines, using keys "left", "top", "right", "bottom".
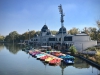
{"left": 0, "top": 0, "right": 100, "bottom": 36}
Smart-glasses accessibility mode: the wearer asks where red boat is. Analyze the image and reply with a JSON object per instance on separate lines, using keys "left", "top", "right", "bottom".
{"left": 40, "top": 55, "right": 50, "bottom": 61}
{"left": 49, "top": 58, "right": 61, "bottom": 65}
{"left": 55, "top": 52, "right": 62, "bottom": 57}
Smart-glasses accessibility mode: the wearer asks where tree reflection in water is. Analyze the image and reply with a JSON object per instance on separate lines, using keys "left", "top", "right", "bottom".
{"left": 0, "top": 43, "right": 4, "bottom": 51}
{"left": 4, "top": 43, "right": 25, "bottom": 54}
{"left": 73, "top": 58, "right": 90, "bottom": 69}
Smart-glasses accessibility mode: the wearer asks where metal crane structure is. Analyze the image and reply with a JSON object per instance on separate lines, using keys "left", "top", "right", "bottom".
{"left": 58, "top": 4, "right": 65, "bottom": 48}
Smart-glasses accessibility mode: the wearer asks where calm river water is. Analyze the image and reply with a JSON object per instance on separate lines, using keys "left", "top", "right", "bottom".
{"left": 0, "top": 43, "right": 100, "bottom": 75}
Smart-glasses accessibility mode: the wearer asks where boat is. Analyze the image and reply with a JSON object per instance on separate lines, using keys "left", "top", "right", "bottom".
{"left": 54, "top": 52, "right": 63, "bottom": 57}
{"left": 29, "top": 51, "right": 37, "bottom": 55}
{"left": 40, "top": 55, "right": 50, "bottom": 61}
{"left": 45, "top": 57, "right": 54, "bottom": 63}
{"left": 29, "top": 50, "right": 34, "bottom": 55}
{"left": 63, "top": 55, "right": 75, "bottom": 64}
{"left": 36, "top": 54, "right": 46, "bottom": 59}
{"left": 49, "top": 58, "right": 61, "bottom": 65}
{"left": 31, "top": 52, "right": 41, "bottom": 57}
{"left": 58, "top": 55, "right": 66, "bottom": 59}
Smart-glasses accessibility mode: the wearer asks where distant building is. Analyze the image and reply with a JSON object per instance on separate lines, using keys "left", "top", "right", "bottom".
{"left": 30, "top": 24, "right": 97, "bottom": 52}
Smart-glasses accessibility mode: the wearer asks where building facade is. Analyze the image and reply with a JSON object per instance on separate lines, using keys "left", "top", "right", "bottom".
{"left": 30, "top": 24, "right": 97, "bottom": 52}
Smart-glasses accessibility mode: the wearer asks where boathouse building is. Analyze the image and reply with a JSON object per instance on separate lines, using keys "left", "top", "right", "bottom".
{"left": 30, "top": 24, "right": 97, "bottom": 52}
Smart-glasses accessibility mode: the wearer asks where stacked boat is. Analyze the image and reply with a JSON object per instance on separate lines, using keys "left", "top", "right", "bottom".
{"left": 22, "top": 47, "right": 75, "bottom": 65}
{"left": 29, "top": 50, "right": 62, "bottom": 65}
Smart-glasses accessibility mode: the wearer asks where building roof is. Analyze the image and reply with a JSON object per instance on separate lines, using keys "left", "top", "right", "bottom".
{"left": 46, "top": 29, "right": 52, "bottom": 35}
{"left": 75, "top": 33, "right": 88, "bottom": 36}
{"left": 57, "top": 26, "right": 67, "bottom": 34}
{"left": 41, "top": 24, "right": 48, "bottom": 32}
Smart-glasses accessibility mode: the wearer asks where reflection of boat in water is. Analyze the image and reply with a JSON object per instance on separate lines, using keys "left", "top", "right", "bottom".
{"left": 59, "top": 61, "right": 67, "bottom": 75}
{"left": 41, "top": 61, "right": 48, "bottom": 66}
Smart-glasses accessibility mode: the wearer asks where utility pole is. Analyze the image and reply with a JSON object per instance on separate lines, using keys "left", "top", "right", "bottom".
{"left": 58, "top": 4, "right": 65, "bottom": 49}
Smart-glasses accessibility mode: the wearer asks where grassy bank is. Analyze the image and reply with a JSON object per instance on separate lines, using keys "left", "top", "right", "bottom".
{"left": 79, "top": 50, "right": 100, "bottom": 66}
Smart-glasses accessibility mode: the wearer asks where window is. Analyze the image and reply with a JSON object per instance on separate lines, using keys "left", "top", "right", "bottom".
{"left": 31, "top": 39, "right": 33, "bottom": 41}
{"left": 49, "top": 38, "right": 56, "bottom": 41}
{"left": 64, "top": 36, "right": 72, "bottom": 41}
{"left": 59, "top": 38, "right": 61, "bottom": 41}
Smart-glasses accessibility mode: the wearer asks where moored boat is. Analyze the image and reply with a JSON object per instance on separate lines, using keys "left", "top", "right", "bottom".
{"left": 45, "top": 57, "right": 54, "bottom": 63}
{"left": 31, "top": 52, "right": 41, "bottom": 57}
{"left": 36, "top": 54, "right": 46, "bottom": 59}
{"left": 40, "top": 55, "right": 50, "bottom": 61}
{"left": 49, "top": 58, "right": 61, "bottom": 65}
{"left": 63, "top": 55, "right": 75, "bottom": 64}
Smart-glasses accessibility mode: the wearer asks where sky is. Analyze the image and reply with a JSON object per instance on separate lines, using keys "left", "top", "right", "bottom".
{"left": 0, "top": 0, "right": 100, "bottom": 36}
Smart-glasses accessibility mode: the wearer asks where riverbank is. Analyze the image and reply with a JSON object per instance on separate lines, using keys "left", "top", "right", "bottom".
{"left": 74, "top": 54, "right": 100, "bottom": 70}
{"left": 78, "top": 55, "right": 100, "bottom": 69}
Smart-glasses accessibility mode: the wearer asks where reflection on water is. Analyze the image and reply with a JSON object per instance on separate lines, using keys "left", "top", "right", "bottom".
{"left": 0, "top": 43, "right": 4, "bottom": 51}
{"left": 0, "top": 43, "right": 100, "bottom": 75}
{"left": 4, "top": 43, "right": 25, "bottom": 54}
{"left": 73, "top": 58, "right": 90, "bottom": 69}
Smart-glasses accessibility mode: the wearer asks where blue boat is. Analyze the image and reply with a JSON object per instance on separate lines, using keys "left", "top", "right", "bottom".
{"left": 58, "top": 55, "right": 66, "bottom": 59}
{"left": 63, "top": 55, "right": 75, "bottom": 64}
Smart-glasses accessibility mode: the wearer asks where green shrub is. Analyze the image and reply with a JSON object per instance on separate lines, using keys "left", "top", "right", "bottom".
{"left": 69, "top": 46, "right": 77, "bottom": 54}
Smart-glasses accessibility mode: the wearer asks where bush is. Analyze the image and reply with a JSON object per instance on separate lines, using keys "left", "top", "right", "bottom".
{"left": 69, "top": 46, "right": 77, "bottom": 54}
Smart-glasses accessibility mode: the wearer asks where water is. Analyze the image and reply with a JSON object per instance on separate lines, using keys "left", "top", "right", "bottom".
{"left": 0, "top": 43, "right": 100, "bottom": 75}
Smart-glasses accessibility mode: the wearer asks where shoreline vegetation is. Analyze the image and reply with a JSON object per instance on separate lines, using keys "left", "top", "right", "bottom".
{"left": 73, "top": 45, "right": 100, "bottom": 69}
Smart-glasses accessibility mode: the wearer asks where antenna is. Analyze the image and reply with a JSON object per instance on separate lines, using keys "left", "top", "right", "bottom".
{"left": 58, "top": 4, "right": 65, "bottom": 49}
{"left": 58, "top": 4, "right": 65, "bottom": 25}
